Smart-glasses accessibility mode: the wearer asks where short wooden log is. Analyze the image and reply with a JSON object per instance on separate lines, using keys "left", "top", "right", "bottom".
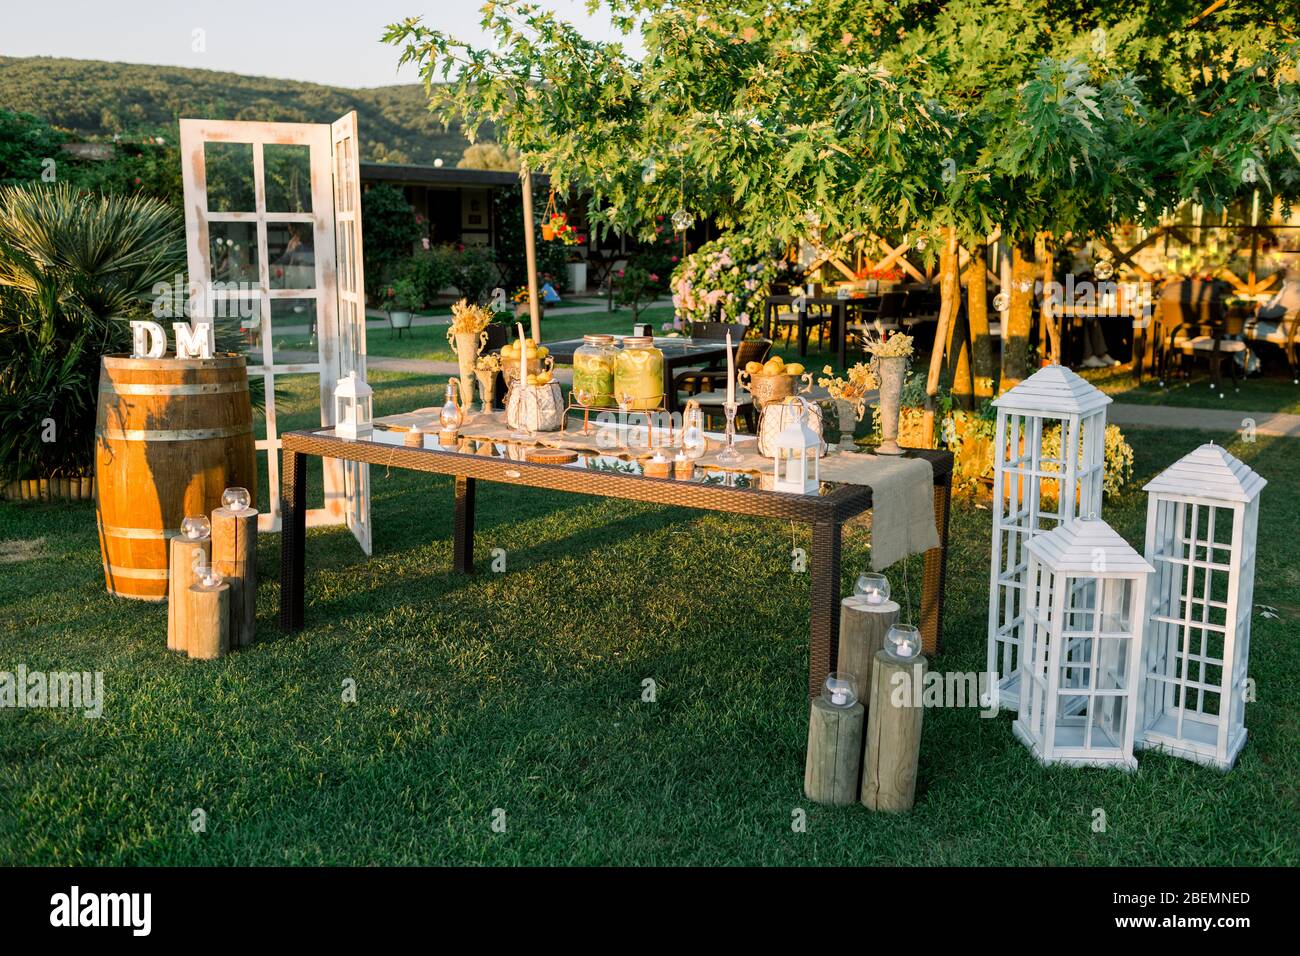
{"left": 212, "top": 507, "right": 258, "bottom": 649}
{"left": 187, "top": 581, "right": 230, "bottom": 660}
{"left": 804, "top": 697, "right": 866, "bottom": 806}
{"left": 168, "top": 535, "right": 211, "bottom": 653}
{"left": 862, "top": 650, "right": 926, "bottom": 813}
{"left": 837, "top": 597, "right": 900, "bottom": 709}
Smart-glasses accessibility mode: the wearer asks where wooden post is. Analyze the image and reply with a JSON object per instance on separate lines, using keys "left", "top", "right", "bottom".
{"left": 862, "top": 650, "right": 926, "bottom": 812}
{"left": 168, "top": 535, "right": 211, "bottom": 653}
{"left": 965, "top": 247, "right": 996, "bottom": 401}
{"left": 212, "top": 507, "right": 257, "bottom": 649}
{"left": 1001, "top": 240, "right": 1036, "bottom": 390}
{"left": 804, "top": 697, "right": 865, "bottom": 806}
{"left": 1040, "top": 236, "right": 1060, "bottom": 365}
{"left": 188, "top": 581, "right": 230, "bottom": 661}
{"left": 923, "top": 228, "right": 959, "bottom": 446}
{"left": 520, "top": 165, "right": 543, "bottom": 344}
{"left": 837, "top": 597, "right": 900, "bottom": 708}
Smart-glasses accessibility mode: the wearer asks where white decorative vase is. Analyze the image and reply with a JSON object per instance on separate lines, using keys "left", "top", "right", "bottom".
{"left": 566, "top": 261, "right": 588, "bottom": 295}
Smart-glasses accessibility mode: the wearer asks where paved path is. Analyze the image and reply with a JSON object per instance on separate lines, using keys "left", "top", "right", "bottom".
{"left": 1108, "top": 402, "right": 1300, "bottom": 438}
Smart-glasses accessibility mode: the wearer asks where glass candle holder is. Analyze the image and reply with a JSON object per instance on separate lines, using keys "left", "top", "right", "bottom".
{"left": 221, "top": 487, "right": 252, "bottom": 513}
{"left": 180, "top": 515, "right": 211, "bottom": 540}
{"left": 853, "top": 572, "right": 889, "bottom": 605}
{"left": 885, "top": 623, "right": 920, "bottom": 659}
{"left": 821, "top": 671, "right": 858, "bottom": 708}
{"left": 194, "top": 564, "right": 224, "bottom": 589}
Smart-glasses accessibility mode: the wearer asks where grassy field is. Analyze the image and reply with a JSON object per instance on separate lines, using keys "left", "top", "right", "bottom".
{"left": 1078, "top": 363, "right": 1300, "bottom": 414}
{"left": 2, "top": 369, "right": 1297, "bottom": 866}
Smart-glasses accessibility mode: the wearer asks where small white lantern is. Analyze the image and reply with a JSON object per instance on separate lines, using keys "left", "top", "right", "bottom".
{"left": 334, "top": 370, "right": 373, "bottom": 439}
{"left": 1013, "top": 517, "right": 1153, "bottom": 770}
{"left": 1137, "top": 443, "right": 1266, "bottom": 770}
{"left": 987, "top": 365, "right": 1111, "bottom": 710}
{"left": 771, "top": 398, "right": 821, "bottom": 494}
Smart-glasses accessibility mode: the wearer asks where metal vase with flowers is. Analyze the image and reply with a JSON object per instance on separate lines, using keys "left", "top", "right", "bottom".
{"left": 874, "top": 355, "right": 908, "bottom": 455}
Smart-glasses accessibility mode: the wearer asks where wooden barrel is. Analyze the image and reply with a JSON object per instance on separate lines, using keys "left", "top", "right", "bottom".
{"left": 94, "top": 354, "right": 257, "bottom": 601}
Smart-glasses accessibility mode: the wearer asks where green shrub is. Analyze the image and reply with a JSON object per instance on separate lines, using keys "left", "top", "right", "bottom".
{"left": 361, "top": 184, "right": 422, "bottom": 286}
{"left": 401, "top": 246, "right": 458, "bottom": 307}
{"left": 0, "top": 183, "right": 189, "bottom": 482}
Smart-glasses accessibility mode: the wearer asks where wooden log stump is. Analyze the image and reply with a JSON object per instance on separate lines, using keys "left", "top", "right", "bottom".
{"left": 862, "top": 649, "right": 926, "bottom": 813}
{"left": 837, "top": 597, "right": 900, "bottom": 709}
{"left": 188, "top": 581, "right": 230, "bottom": 660}
{"left": 212, "top": 507, "right": 258, "bottom": 649}
{"left": 167, "top": 535, "right": 211, "bottom": 653}
{"left": 804, "top": 697, "right": 866, "bottom": 806}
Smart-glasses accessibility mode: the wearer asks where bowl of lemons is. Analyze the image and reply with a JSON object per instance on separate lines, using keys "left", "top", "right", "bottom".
{"left": 738, "top": 354, "right": 809, "bottom": 406}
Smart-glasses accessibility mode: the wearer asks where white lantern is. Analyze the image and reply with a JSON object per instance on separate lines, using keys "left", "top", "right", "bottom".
{"left": 987, "top": 365, "right": 1111, "bottom": 709}
{"left": 334, "top": 370, "right": 373, "bottom": 439}
{"left": 771, "top": 398, "right": 821, "bottom": 494}
{"left": 1137, "top": 443, "right": 1266, "bottom": 770}
{"left": 1013, "top": 518, "right": 1152, "bottom": 770}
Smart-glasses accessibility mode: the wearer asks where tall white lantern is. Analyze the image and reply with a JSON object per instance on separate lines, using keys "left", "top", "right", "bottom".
{"left": 987, "top": 365, "right": 1111, "bottom": 709}
{"left": 1137, "top": 443, "right": 1265, "bottom": 770}
{"left": 334, "top": 370, "right": 373, "bottom": 439}
{"left": 1013, "top": 518, "right": 1153, "bottom": 770}
{"left": 771, "top": 399, "right": 821, "bottom": 495}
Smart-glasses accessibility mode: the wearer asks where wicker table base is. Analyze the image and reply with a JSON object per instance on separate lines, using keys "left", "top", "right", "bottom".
{"left": 279, "top": 427, "right": 953, "bottom": 697}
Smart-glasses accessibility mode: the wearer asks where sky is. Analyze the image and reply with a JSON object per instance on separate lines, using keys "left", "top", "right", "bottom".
{"left": 1, "top": 0, "right": 638, "bottom": 88}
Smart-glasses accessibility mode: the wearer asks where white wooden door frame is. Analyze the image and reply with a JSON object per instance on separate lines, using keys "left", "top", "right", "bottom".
{"left": 179, "top": 116, "right": 369, "bottom": 552}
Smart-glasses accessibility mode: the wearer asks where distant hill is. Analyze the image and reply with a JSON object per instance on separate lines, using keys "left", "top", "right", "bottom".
{"left": 0, "top": 56, "right": 474, "bottom": 165}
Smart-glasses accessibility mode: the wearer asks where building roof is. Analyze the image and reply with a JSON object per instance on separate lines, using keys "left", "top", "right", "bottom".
{"left": 1026, "top": 518, "right": 1153, "bottom": 576}
{"left": 360, "top": 162, "right": 547, "bottom": 189}
{"left": 992, "top": 364, "right": 1112, "bottom": 416}
{"left": 1143, "top": 442, "right": 1267, "bottom": 503}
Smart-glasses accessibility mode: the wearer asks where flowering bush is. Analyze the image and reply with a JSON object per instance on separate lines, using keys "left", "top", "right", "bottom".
{"left": 670, "top": 235, "right": 787, "bottom": 326}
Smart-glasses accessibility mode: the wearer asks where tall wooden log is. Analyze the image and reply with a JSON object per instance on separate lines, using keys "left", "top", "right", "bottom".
{"left": 805, "top": 697, "right": 865, "bottom": 806}
{"left": 837, "top": 597, "right": 900, "bottom": 708}
{"left": 862, "top": 650, "right": 926, "bottom": 813}
{"left": 923, "top": 228, "right": 960, "bottom": 446}
{"left": 167, "top": 535, "right": 211, "bottom": 653}
{"left": 188, "top": 581, "right": 230, "bottom": 661}
{"left": 1001, "top": 240, "right": 1036, "bottom": 390}
{"left": 212, "top": 507, "right": 257, "bottom": 649}
{"left": 965, "top": 250, "right": 995, "bottom": 401}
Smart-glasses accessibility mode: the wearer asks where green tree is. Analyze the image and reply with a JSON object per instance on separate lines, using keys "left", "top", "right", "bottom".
{"left": 361, "top": 184, "right": 423, "bottom": 285}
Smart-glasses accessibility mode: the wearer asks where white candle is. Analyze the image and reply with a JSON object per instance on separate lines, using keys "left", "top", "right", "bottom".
{"left": 896, "top": 641, "right": 914, "bottom": 658}
{"left": 516, "top": 321, "right": 527, "bottom": 384}
{"left": 867, "top": 588, "right": 882, "bottom": 605}
{"left": 725, "top": 331, "right": 736, "bottom": 406}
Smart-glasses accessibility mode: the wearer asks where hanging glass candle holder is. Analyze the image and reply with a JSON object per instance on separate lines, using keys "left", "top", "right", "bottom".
{"left": 853, "top": 572, "right": 889, "bottom": 605}
{"left": 822, "top": 671, "right": 858, "bottom": 708}
{"left": 885, "top": 624, "right": 921, "bottom": 659}
{"left": 221, "top": 487, "right": 252, "bottom": 513}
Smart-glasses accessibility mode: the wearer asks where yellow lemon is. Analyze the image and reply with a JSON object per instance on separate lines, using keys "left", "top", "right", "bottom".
{"left": 526, "top": 374, "right": 539, "bottom": 386}
{"left": 786, "top": 363, "right": 805, "bottom": 376}
{"left": 537, "top": 346, "right": 549, "bottom": 358}
{"left": 762, "top": 358, "right": 784, "bottom": 375}
{"left": 745, "top": 361, "right": 765, "bottom": 375}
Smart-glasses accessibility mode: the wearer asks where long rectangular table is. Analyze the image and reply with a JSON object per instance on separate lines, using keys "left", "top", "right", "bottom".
{"left": 279, "top": 423, "right": 954, "bottom": 698}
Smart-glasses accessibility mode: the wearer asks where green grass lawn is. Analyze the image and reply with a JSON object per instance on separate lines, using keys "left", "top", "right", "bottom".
{"left": 2, "top": 371, "right": 1297, "bottom": 865}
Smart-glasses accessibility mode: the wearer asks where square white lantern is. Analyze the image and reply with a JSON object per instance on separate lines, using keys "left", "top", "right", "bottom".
{"left": 1013, "top": 518, "right": 1153, "bottom": 770}
{"left": 987, "top": 365, "right": 1111, "bottom": 709}
{"left": 1137, "top": 443, "right": 1265, "bottom": 770}
{"left": 334, "top": 370, "right": 373, "bottom": 439}
{"left": 772, "top": 399, "right": 821, "bottom": 494}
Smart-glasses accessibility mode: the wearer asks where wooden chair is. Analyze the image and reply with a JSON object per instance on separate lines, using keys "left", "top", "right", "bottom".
{"left": 673, "top": 321, "right": 746, "bottom": 393}
{"left": 1156, "top": 278, "right": 1246, "bottom": 389}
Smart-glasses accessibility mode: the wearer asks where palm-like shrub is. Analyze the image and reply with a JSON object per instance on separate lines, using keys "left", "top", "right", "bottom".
{"left": 0, "top": 183, "right": 186, "bottom": 483}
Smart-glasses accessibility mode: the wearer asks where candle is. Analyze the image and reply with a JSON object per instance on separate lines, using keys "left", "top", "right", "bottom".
{"left": 725, "top": 330, "right": 736, "bottom": 406}
{"left": 516, "top": 322, "right": 527, "bottom": 384}
{"left": 867, "top": 587, "right": 882, "bottom": 605}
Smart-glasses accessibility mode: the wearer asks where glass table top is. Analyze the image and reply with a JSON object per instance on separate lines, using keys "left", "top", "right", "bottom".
{"left": 308, "top": 418, "right": 848, "bottom": 496}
